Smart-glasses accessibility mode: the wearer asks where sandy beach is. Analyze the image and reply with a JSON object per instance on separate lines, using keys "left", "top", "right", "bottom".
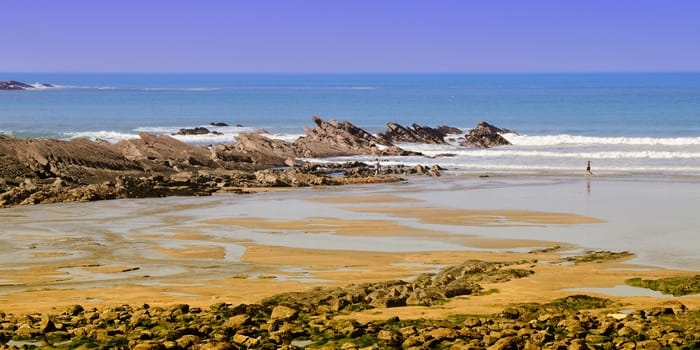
{"left": 1, "top": 175, "right": 698, "bottom": 318}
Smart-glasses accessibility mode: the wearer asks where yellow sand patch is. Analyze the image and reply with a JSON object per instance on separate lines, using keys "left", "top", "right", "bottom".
{"left": 153, "top": 245, "right": 226, "bottom": 259}
{"left": 340, "top": 207, "right": 605, "bottom": 226}
{"left": 206, "top": 217, "right": 439, "bottom": 237}
{"left": 1, "top": 244, "right": 697, "bottom": 317}
{"left": 30, "top": 252, "right": 70, "bottom": 258}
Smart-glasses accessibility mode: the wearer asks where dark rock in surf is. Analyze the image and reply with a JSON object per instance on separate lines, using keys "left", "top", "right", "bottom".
{"left": 460, "top": 121, "right": 515, "bottom": 148}
{"left": 209, "top": 122, "right": 229, "bottom": 127}
{"left": 175, "top": 127, "right": 212, "bottom": 136}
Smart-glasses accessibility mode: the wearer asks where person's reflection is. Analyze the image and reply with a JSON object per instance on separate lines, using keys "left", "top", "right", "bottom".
{"left": 586, "top": 175, "right": 591, "bottom": 193}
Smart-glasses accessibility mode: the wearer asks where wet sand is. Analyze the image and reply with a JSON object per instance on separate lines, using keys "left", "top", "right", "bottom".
{"left": 0, "top": 175, "right": 698, "bottom": 316}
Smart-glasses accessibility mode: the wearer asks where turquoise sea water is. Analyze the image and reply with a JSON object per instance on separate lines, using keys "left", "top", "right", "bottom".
{"left": 1, "top": 73, "right": 700, "bottom": 176}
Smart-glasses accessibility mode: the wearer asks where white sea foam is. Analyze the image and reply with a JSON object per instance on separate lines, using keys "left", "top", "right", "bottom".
{"left": 43, "top": 84, "right": 119, "bottom": 90}
{"left": 29, "top": 83, "right": 57, "bottom": 89}
{"left": 504, "top": 133, "right": 700, "bottom": 146}
{"left": 169, "top": 133, "right": 238, "bottom": 144}
{"left": 63, "top": 131, "right": 140, "bottom": 143}
{"left": 305, "top": 155, "right": 700, "bottom": 176}
{"left": 135, "top": 124, "right": 257, "bottom": 134}
{"left": 261, "top": 133, "right": 305, "bottom": 143}
{"left": 446, "top": 149, "right": 700, "bottom": 160}
{"left": 0, "top": 129, "right": 12, "bottom": 136}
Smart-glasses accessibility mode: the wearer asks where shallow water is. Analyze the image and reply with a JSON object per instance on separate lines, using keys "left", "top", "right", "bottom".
{"left": 0, "top": 175, "right": 698, "bottom": 296}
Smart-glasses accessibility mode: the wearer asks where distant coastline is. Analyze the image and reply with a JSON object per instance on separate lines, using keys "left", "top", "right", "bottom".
{"left": 0, "top": 79, "right": 54, "bottom": 90}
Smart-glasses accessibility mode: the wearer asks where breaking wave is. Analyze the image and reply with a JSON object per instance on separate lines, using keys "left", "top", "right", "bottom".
{"left": 63, "top": 131, "right": 140, "bottom": 143}
{"left": 503, "top": 133, "right": 700, "bottom": 146}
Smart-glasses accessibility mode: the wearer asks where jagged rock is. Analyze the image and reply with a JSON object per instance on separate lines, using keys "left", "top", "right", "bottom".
{"left": 377, "top": 122, "right": 447, "bottom": 144}
{"left": 293, "top": 116, "right": 388, "bottom": 157}
{"left": 0, "top": 135, "right": 144, "bottom": 182}
{"left": 436, "top": 125, "right": 463, "bottom": 135}
{"left": 460, "top": 121, "right": 515, "bottom": 148}
{"left": 231, "top": 132, "right": 296, "bottom": 167}
{"left": 115, "top": 133, "right": 216, "bottom": 171}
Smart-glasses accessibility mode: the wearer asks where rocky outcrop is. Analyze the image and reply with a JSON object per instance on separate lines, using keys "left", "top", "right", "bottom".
{"left": 377, "top": 122, "right": 448, "bottom": 144}
{"left": 0, "top": 117, "right": 450, "bottom": 207}
{"left": 230, "top": 133, "right": 297, "bottom": 167}
{"left": 293, "top": 116, "right": 387, "bottom": 157}
{"left": 262, "top": 260, "right": 532, "bottom": 312}
{"left": 460, "top": 121, "right": 515, "bottom": 148}
{"left": 2, "top": 130, "right": 448, "bottom": 207}
{"left": 0, "top": 135, "right": 144, "bottom": 184}
{"left": 436, "top": 125, "right": 463, "bottom": 135}
{"left": 0, "top": 80, "right": 53, "bottom": 90}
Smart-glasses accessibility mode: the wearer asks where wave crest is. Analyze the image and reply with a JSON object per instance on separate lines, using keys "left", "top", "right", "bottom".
{"left": 63, "top": 131, "right": 140, "bottom": 142}
{"left": 504, "top": 133, "right": 700, "bottom": 146}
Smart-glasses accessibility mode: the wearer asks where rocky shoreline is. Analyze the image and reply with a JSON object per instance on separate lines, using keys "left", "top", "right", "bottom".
{"left": 1, "top": 255, "right": 697, "bottom": 349}
{"left": 1, "top": 117, "right": 509, "bottom": 208}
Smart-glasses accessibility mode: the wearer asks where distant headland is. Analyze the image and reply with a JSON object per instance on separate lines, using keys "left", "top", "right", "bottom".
{"left": 0, "top": 80, "right": 54, "bottom": 90}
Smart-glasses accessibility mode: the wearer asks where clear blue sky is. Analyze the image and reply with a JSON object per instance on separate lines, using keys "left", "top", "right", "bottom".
{"left": 3, "top": 0, "right": 699, "bottom": 73}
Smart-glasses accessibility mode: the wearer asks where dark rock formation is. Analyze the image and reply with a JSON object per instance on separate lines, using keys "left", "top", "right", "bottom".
{"left": 175, "top": 127, "right": 212, "bottom": 135}
{"left": 209, "top": 122, "right": 229, "bottom": 127}
{"left": 460, "top": 121, "right": 515, "bottom": 148}
{"left": 436, "top": 125, "right": 463, "bottom": 135}
{"left": 0, "top": 80, "right": 52, "bottom": 90}
{"left": 378, "top": 122, "right": 447, "bottom": 144}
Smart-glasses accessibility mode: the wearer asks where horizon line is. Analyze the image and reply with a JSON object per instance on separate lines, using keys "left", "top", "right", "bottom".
{"left": 3, "top": 70, "right": 700, "bottom": 75}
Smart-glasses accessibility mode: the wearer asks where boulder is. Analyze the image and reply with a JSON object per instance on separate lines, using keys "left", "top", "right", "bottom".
{"left": 270, "top": 305, "right": 298, "bottom": 321}
{"left": 209, "top": 122, "right": 229, "bottom": 127}
{"left": 460, "top": 121, "right": 515, "bottom": 148}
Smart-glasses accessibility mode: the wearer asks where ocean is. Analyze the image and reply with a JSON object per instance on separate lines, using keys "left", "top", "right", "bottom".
{"left": 2, "top": 72, "right": 699, "bottom": 177}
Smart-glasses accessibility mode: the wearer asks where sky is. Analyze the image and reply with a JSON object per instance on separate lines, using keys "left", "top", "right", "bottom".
{"left": 3, "top": 0, "right": 700, "bottom": 73}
